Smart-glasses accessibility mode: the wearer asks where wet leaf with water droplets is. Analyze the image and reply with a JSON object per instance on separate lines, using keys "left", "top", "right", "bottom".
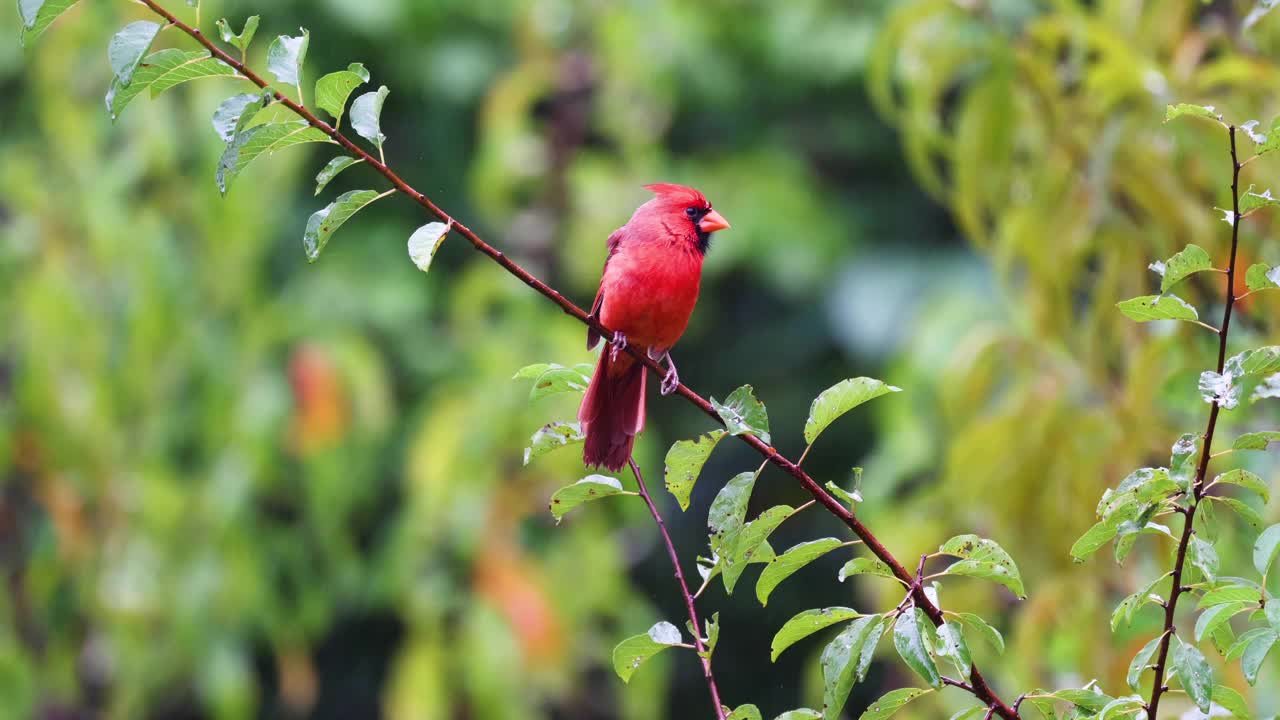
{"left": 303, "top": 189, "right": 385, "bottom": 262}
{"left": 821, "top": 615, "right": 885, "bottom": 720}
{"left": 771, "top": 607, "right": 863, "bottom": 662}
{"left": 1116, "top": 295, "right": 1199, "bottom": 322}
{"left": 857, "top": 688, "right": 933, "bottom": 720}
{"left": 664, "top": 430, "right": 726, "bottom": 511}
{"left": 611, "top": 621, "right": 683, "bottom": 684}
{"left": 549, "top": 475, "right": 627, "bottom": 522}
{"left": 711, "top": 385, "right": 771, "bottom": 443}
{"left": 803, "top": 377, "right": 900, "bottom": 444}
{"left": 1174, "top": 638, "right": 1214, "bottom": 712}
{"left": 522, "top": 421, "right": 584, "bottom": 465}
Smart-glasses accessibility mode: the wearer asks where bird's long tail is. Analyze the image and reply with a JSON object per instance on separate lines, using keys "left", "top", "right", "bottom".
{"left": 579, "top": 349, "right": 646, "bottom": 471}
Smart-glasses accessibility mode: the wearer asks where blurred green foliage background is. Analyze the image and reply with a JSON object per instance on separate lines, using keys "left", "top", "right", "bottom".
{"left": 4, "top": 0, "right": 1280, "bottom": 718}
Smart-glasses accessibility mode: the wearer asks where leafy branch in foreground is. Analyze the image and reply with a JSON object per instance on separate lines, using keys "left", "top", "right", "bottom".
{"left": 1068, "top": 105, "right": 1280, "bottom": 720}
{"left": 24, "top": 1, "right": 1030, "bottom": 717}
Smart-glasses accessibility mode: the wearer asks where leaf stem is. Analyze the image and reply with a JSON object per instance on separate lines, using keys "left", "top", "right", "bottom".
{"left": 628, "top": 457, "right": 725, "bottom": 720}
{"left": 131, "top": 2, "right": 1025, "bottom": 715}
{"left": 1145, "top": 123, "right": 1245, "bottom": 720}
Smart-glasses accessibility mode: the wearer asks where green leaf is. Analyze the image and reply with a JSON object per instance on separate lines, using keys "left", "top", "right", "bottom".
{"left": 18, "top": 0, "right": 80, "bottom": 47}
{"left": 612, "top": 622, "right": 683, "bottom": 684}
{"left": 838, "top": 557, "right": 898, "bottom": 583}
{"left": 1127, "top": 634, "right": 1162, "bottom": 691}
{"left": 776, "top": 712, "right": 822, "bottom": 720}
{"left": 315, "top": 63, "right": 370, "bottom": 126}
{"left": 1071, "top": 519, "right": 1119, "bottom": 561}
{"left": 1111, "top": 575, "right": 1166, "bottom": 631}
{"left": 757, "top": 538, "right": 845, "bottom": 606}
{"left": 947, "top": 709, "right": 986, "bottom": 720}
{"left": 772, "top": 607, "right": 863, "bottom": 662}
{"left": 664, "top": 430, "right": 726, "bottom": 511}
{"left": 267, "top": 30, "right": 310, "bottom": 91}
{"left": 303, "top": 189, "right": 385, "bottom": 262}
{"left": 1196, "top": 602, "right": 1249, "bottom": 643}
{"left": 108, "top": 21, "right": 162, "bottom": 86}
{"left": 522, "top": 421, "right": 584, "bottom": 465}
{"left": 938, "top": 534, "right": 1025, "bottom": 598}
{"left": 1211, "top": 685, "right": 1253, "bottom": 720}
{"left": 708, "top": 471, "right": 757, "bottom": 558}
{"left": 1173, "top": 638, "right": 1214, "bottom": 712}
{"left": 522, "top": 363, "right": 593, "bottom": 402}
{"left": 1233, "top": 431, "right": 1280, "bottom": 451}
{"left": 1235, "top": 346, "right": 1280, "bottom": 375}
{"left": 935, "top": 622, "right": 971, "bottom": 678}
{"left": 1254, "top": 524, "right": 1280, "bottom": 577}
{"left": 1171, "top": 434, "right": 1201, "bottom": 495}
{"left": 1245, "top": 263, "right": 1280, "bottom": 292}
{"left": 215, "top": 15, "right": 259, "bottom": 54}
{"left": 1166, "top": 103, "right": 1224, "bottom": 123}
{"left": 1116, "top": 295, "right": 1199, "bottom": 322}
{"left": 953, "top": 613, "right": 1003, "bottom": 654}
{"left": 407, "top": 222, "right": 450, "bottom": 273}
{"left": 1189, "top": 536, "right": 1220, "bottom": 583}
{"left": 1215, "top": 497, "right": 1266, "bottom": 531}
{"left": 821, "top": 615, "right": 885, "bottom": 720}
{"left": 722, "top": 505, "right": 793, "bottom": 593}
{"left": 1243, "top": 630, "right": 1277, "bottom": 685}
{"left": 803, "top": 377, "right": 901, "bottom": 444}
{"left": 893, "top": 608, "right": 940, "bottom": 688}
{"left": 694, "top": 612, "right": 719, "bottom": 660}
{"left": 826, "top": 467, "right": 863, "bottom": 508}
{"left": 216, "top": 121, "right": 331, "bottom": 194}
{"left": 1200, "top": 584, "right": 1262, "bottom": 609}
{"left": 727, "top": 706, "right": 763, "bottom": 720}
{"left": 1047, "top": 688, "right": 1114, "bottom": 712}
{"left": 1246, "top": 0, "right": 1280, "bottom": 29}
{"left": 313, "top": 156, "right": 362, "bottom": 195}
{"left": 211, "top": 90, "right": 271, "bottom": 143}
{"left": 106, "top": 49, "right": 243, "bottom": 120}
{"left": 1213, "top": 469, "right": 1270, "bottom": 502}
{"left": 858, "top": 688, "right": 933, "bottom": 720}
{"left": 1152, "top": 244, "right": 1214, "bottom": 292}
{"left": 351, "top": 86, "right": 391, "bottom": 150}
{"left": 1240, "top": 186, "right": 1280, "bottom": 215}
{"left": 711, "top": 385, "right": 771, "bottom": 443}
{"left": 549, "top": 475, "right": 629, "bottom": 522}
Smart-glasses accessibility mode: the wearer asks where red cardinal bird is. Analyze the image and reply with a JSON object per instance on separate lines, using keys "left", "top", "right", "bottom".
{"left": 578, "top": 183, "right": 731, "bottom": 471}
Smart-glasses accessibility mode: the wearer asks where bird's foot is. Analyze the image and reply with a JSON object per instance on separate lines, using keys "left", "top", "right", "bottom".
{"left": 609, "top": 331, "right": 628, "bottom": 362}
{"left": 659, "top": 353, "right": 680, "bottom": 395}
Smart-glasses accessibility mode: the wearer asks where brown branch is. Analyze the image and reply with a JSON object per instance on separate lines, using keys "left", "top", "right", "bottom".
{"left": 1145, "top": 124, "right": 1243, "bottom": 720}
{"left": 131, "top": 2, "right": 1023, "bottom": 716}
{"left": 628, "top": 458, "right": 726, "bottom": 720}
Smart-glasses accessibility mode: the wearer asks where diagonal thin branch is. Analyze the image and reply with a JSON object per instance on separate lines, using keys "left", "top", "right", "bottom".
{"left": 131, "top": 2, "right": 1023, "bottom": 716}
{"left": 1145, "top": 123, "right": 1244, "bottom": 720}
{"left": 628, "top": 458, "right": 726, "bottom": 720}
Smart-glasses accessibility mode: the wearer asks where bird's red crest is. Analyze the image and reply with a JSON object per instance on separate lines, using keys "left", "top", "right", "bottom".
{"left": 642, "top": 183, "right": 709, "bottom": 208}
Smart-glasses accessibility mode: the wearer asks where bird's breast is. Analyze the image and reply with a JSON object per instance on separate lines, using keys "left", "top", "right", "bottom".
{"left": 599, "top": 242, "right": 703, "bottom": 351}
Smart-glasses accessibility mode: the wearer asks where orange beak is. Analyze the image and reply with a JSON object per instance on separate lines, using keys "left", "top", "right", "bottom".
{"left": 699, "top": 209, "right": 731, "bottom": 233}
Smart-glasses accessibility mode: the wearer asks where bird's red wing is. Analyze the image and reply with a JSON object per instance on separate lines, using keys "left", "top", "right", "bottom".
{"left": 586, "top": 227, "right": 625, "bottom": 350}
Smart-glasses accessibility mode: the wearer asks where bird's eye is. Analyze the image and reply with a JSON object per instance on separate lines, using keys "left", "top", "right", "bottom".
{"left": 685, "top": 207, "right": 699, "bottom": 218}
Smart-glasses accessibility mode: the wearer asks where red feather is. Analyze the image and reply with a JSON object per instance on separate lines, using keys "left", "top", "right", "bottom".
{"left": 579, "top": 184, "right": 724, "bottom": 470}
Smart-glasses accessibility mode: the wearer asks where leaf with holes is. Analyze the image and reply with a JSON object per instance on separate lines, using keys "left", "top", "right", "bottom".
{"left": 711, "top": 385, "right": 770, "bottom": 443}
{"left": 522, "top": 421, "right": 584, "bottom": 465}
{"left": 612, "top": 622, "right": 682, "bottom": 684}
{"left": 1116, "top": 295, "right": 1199, "bottom": 322}
{"left": 803, "top": 377, "right": 900, "bottom": 444}
{"left": 1213, "top": 469, "right": 1270, "bottom": 502}
{"left": 708, "top": 471, "right": 757, "bottom": 559}
{"left": 549, "top": 475, "right": 629, "bottom": 522}
{"left": 938, "top": 534, "right": 1025, "bottom": 598}
{"left": 1245, "top": 263, "right": 1280, "bottom": 291}
{"left": 1152, "top": 244, "right": 1214, "bottom": 292}
{"left": 315, "top": 63, "right": 370, "bottom": 125}
{"left": 772, "top": 607, "right": 863, "bottom": 662}
{"left": 757, "top": 538, "right": 845, "bottom": 606}
{"left": 1233, "top": 431, "right": 1280, "bottom": 451}
{"left": 664, "top": 430, "right": 726, "bottom": 511}
{"left": 303, "top": 189, "right": 385, "bottom": 262}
